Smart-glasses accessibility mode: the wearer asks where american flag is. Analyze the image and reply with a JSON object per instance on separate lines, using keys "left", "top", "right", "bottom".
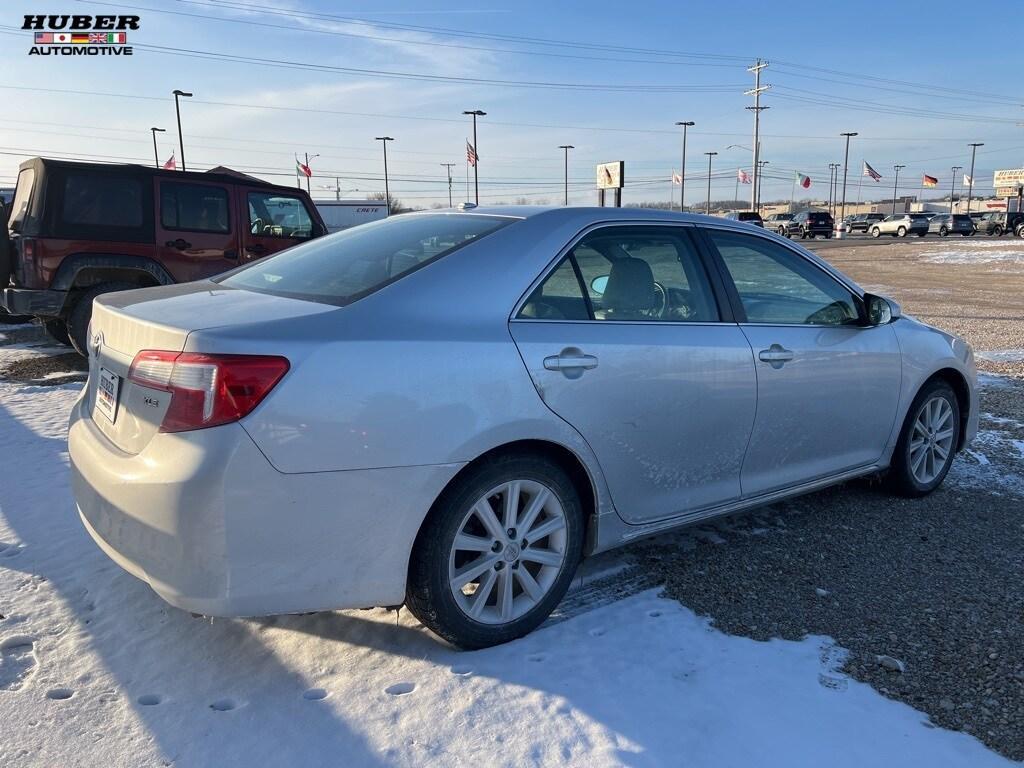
{"left": 863, "top": 161, "right": 882, "bottom": 181}
{"left": 163, "top": 153, "right": 176, "bottom": 171}
{"left": 466, "top": 140, "right": 478, "bottom": 168}
{"left": 737, "top": 168, "right": 751, "bottom": 184}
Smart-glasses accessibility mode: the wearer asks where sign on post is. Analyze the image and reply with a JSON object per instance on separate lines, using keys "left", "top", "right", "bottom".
{"left": 596, "top": 161, "right": 624, "bottom": 189}
{"left": 996, "top": 187, "right": 1021, "bottom": 198}
{"left": 993, "top": 169, "right": 1024, "bottom": 188}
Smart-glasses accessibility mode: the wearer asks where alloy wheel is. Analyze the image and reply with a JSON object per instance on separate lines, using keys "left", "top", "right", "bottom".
{"left": 908, "top": 396, "right": 955, "bottom": 485}
{"left": 447, "top": 479, "right": 568, "bottom": 625}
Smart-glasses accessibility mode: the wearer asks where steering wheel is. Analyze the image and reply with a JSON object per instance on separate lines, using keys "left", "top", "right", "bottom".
{"left": 642, "top": 282, "right": 668, "bottom": 319}
{"left": 250, "top": 217, "right": 265, "bottom": 234}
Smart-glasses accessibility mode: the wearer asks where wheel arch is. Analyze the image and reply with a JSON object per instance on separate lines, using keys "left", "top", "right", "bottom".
{"left": 51, "top": 253, "right": 174, "bottom": 295}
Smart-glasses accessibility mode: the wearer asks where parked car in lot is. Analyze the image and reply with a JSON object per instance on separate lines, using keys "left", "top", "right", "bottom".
{"left": 845, "top": 213, "right": 885, "bottom": 233}
{"left": 763, "top": 212, "right": 797, "bottom": 236}
{"left": 869, "top": 213, "right": 929, "bottom": 238}
{"left": 0, "top": 158, "right": 327, "bottom": 354}
{"left": 791, "top": 210, "right": 834, "bottom": 238}
{"left": 927, "top": 214, "right": 975, "bottom": 237}
{"left": 978, "top": 211, "right": 1024, "bottom": 237}
{"left": 69, "top": 207, "right": 978, "bottom": 648}
{"left": 723, "top": 210, "right": 764, "bottom": 227}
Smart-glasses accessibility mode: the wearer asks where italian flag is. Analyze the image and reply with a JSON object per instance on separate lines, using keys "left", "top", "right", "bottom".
{"left": 795, "top": 171, "right": 811, "bottom": 189}
{"left": 296, "top": 158, "right": 312, "bottom": 178}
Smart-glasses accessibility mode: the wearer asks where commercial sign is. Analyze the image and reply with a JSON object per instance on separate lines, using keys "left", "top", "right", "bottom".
{"left": 996, "top": 187, "right": 1021, "bottom": 198}
{"left": 596, "top": 161, "right": 625, "bottom": 189}
{"left": 993, "top": 169, "right": 1024, "bottom": 188}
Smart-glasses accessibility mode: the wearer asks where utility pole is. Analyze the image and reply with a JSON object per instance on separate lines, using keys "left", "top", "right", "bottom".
{"left": 892, "top": 164, "right": 905, "bottom": 215}
{"left": 172, "top": 89, "right": 192, "bottom": 171}
{"left": 675, "top": 121, "right": 694, "bottom": 212}
{"left": 440, "top": 163, "right": 455, "bottom": 207}
{"left": 757, "top": 160, "right": 769, "bottom": 213}
{"left": 375, "top": 137, "right": 393, "bottom": 215}
{"left": 745, "top": 60, "right": 770, "bottom": 212}
{"left": 839, "top": 132, "right": 858, "bottom": 223}
{"left": 150, "top": 127, "right": 166, "bottom": 168}
{"left": 704, "top": 151, "right": 717, "bottom": 215}
{"left": 828, "top": 163, "right": 839, "bottom": 216}
{"left": 463, "top": 109, "right": 486, "bottom": 205}
{"left": 558, "top": 145, "right": 574, "bottom": 206}
{"left": 950, "top": 166, "right": 962, "bottom": 214}
{"left": 966, "top": 142, "right": 984, "bottom": 215}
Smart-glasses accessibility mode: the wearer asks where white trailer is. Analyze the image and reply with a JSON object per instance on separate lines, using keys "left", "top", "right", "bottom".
{"left": 314, "top": 200, "right": 388, "bottom": 233}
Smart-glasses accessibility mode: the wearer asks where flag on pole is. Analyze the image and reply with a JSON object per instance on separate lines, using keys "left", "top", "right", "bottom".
{"left": 162, "top": 153, "right": 176, "bottom": 171}
{"left": 863, "top": 161, "right": 882, "bottom": 181}
{"left": 466, "top": 141, "right": 478, "bottom": 167}
{"left": 737, "top": 168, "right": 751, "bottom": 184}
{"left": 296, "top": 157, "right": 313, "bottom": 178}
{"left": 963, "top": 173, "right": 974, "bottom": 188}
{"left": 922, "top": 174, "right": 938, "bottom": 188}
{"left": 671, "top": 171, "right": 682, "bottom": 185}
{"left": 795, "top": 171, "right": 812, "bottom": 189}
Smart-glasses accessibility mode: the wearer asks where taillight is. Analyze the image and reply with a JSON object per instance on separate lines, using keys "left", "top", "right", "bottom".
{"left": 128, "top": 351, "right": 289, "bottom": 433}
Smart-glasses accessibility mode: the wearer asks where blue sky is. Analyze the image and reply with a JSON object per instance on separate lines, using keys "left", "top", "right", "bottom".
{"left": 1, "top": 0, "right": 1021, "bottom": 207}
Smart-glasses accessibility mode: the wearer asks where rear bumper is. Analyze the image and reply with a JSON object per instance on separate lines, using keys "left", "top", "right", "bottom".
{"left": 68, "top": 394, "right": 463, "bottom": 616}
{"left": 1, "top": 287, "right": 65, "bottom": 317}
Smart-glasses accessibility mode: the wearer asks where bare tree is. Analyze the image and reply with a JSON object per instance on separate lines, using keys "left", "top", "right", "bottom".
{"left": 369, "top": 191, "right": 403, "bottom": 215}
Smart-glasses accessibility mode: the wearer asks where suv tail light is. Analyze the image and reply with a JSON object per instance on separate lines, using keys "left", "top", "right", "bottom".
{"left": 128, "top": 351, "right": 289, "bottom": 433}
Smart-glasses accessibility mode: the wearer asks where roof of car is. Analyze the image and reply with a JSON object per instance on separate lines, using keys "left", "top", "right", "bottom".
{"left": 404, "top": 205, "right": 762, "bottom": 229}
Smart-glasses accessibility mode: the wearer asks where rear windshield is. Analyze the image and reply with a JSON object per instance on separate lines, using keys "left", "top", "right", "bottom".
{"left": 8, "top": 168, "right": 35, "bottom": 232}
{"left": 952, "top": 215, "right": 973, "bottom": 224}
{"left": 807, "top": 212, "right": 832, "bottom": 222}
{"left": 220, "top": 213, "right": 514, "bottom": 305}
{"left": 736, "top": 212, "right": 762, "bottom": 221}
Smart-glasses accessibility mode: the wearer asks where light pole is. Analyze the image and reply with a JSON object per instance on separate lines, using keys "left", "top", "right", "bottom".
{"left": 892, "top": 164, "right": 905, "bottom": 215}
{"left": 463, "top": 109, "right": 486, "bottom": 205}
{"left": 950, "top": 166, "right": 962, "bottom": 214}
{"left": 828, "top": 163, "right": 839, "bottom": 216}
{"left": 558, "top": 145, "right": 574, "bottom": 206}
{"left": 299, "top": 152, "right": 319, "bottom": 194}
{"left": 757, "top": 160, "right": 769, "bottom": 213}
{"left": 375, "top": 137, "right": 394, "bottom": 216}
{"left": 966, "top": 142, "right": 984, "bottom": 215}
{"left": 675, "top": 121, "right": 694, "bottom": 212}
{"left": 839, "top": 132, "right": 858, "bottom": 223}
{"left": 746, "top": 59, "right": 769, "bottom": 212}
{"left": 440, "top": 163, "right": 455, "bottom": 208}
{"left": 172, "top": 89, "right": 192, "bottom": 171}
{"left": 150, "top": 127, "right": 166, "bottom": 168}
{"left": 704, "top": 151, "right": 717, "bottom": 215}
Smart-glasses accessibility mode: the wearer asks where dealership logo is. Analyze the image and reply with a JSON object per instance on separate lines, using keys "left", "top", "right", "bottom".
{"left": 23, "top": 14, "right": 138, "bottom": 56}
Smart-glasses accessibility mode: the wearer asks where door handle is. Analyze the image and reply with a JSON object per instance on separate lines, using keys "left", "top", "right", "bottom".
{"left": 758, "top": 344, "right": 795, "bottom": 368}
{"left": 544, "top": 349, "right": 598, "bottom": 379}
{"left": 165, "top": 238, "right": 191, "bottom": 250}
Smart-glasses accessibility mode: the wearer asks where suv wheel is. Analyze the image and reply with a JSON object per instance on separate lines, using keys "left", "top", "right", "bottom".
{"left": 938, "top": 226, "right": 948, "bottom": 237}
{"left": 44, "top": 319, "right": 71, "bottom": 346}
{"left": 871, "top": 226, "right": 881, "bottom": 238}
{"left": 991, "top": 226, "right": 1003, "bottom": 236}
{"left": 406, "top": 453, "right": 584, "bottom": 649}
{"left": 887, "top": 379, "right": 960, "bottom": 498}
{"left": 897, "top": 226, "right": 907, "bottom": 237}
{"left": 66, "top": 281, "right": 139, "bottom": 356}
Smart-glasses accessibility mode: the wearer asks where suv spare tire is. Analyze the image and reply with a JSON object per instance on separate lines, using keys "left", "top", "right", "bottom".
{"left": 66, "top": 281, "right": 139, "bottom": 357}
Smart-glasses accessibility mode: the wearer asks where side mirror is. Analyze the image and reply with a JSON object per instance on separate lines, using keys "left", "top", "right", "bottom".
{"left": 863, "top": 293, "right": 900, "bottom": 326}
{"left": 590, "top": 275, "right": 609, "bottom": 296}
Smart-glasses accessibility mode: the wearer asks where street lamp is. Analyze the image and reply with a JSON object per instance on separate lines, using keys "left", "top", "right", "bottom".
{"left": 375, "top": 137, "right": 394, "bottom": 216}
{"left": 675, "top": 121, "right": 695, "bottom": 212}
{"left": 172, "top": 89, "right": 192, "bottom": 171}
{"left": 704, "top": 151, "right": 718, "bottom": 215}
{"left": 839, "top": 132, "right": 858, "bottom": 222}
{"left": 440, "top": 163, "right": 455, "bottom": 208}
{"left": 950, "top": 166, "right": 962, "bottom": 214}
{"left": 463, "top": 110, "right": 486, "bottom": 205}
{"left": 150, "top": 127, "right": 166, "bottom": 168}
{"left": 892, "top": 164, "right": 905, "bottom": 215}
{"left": 966, "top": 142, "right": 984, "bottom": 215}
{"left": 558, "top": 145, "right": 574, "bottom": 206}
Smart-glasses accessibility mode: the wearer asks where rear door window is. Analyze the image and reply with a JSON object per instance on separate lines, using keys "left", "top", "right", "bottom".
{"left": 161, "top": 182, "right": 230, "bottom": 233}
{"left": 55, "top": 171, "right": 152, "bottom": 242}
{"left": 221, "top": 213, "right": 513, "bottom": 305}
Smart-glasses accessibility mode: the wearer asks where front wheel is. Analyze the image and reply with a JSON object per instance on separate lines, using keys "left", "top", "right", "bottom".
{"left": 916, "top": 231, "right": 927, "bottom": 237}
{"left": 887, "top": 380, "right": 960, "bottom": 498}
{"left": 897, "top": 226, "right": 907, "bottom": 237}
{"left": 406, "top": 454, "right": 584, "bottom": 649}
{"left": 938, "top": 227, "right": 948, "bottom": 237}
{"left": 871, "top": 227, "right": 881, "bottom": 238}
{"left": 991, "top": 226, "right": 1003, "bottom": 237}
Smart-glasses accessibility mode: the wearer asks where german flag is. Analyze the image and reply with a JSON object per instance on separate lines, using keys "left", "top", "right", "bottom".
{"left": 71, "top": 34, "right": 91, "bottom": 44}
{"left": 922, "top": 174, "right": 939, "bottom": 188}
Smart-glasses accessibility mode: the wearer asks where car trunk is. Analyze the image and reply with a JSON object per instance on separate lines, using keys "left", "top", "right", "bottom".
{"left": 85, "top": 282, "right": 335, "bottom": 455}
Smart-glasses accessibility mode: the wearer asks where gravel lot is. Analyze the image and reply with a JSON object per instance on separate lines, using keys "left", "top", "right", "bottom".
{"left": 1, "top": 235, "right": 1021, "bottom": 758}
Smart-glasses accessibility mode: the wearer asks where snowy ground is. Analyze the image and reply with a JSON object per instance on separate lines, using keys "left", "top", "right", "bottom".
{"left": 0, "top": 326, "right": 1019, "bottom": 767}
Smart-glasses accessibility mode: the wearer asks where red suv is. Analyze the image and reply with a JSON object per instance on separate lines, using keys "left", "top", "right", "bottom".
{"left": 0, "top": 158, "right": 327, "bottom": 354}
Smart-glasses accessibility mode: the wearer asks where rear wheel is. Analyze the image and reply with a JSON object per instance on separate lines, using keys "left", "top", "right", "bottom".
{"left": 917, "top": 231, "right": 927, "bottom": 237}
{"left": 938, "top": 226, "right": 948, "bottom": 237}
{"left": 66, "top": 281, "right": 139, "bottom": 357}
{"left": 44, "top": 319, "right": 71, "bottom": 346}
{"left": 887, "top": 380, "right": 960, "bottom": 498}
{"left": 897, "top": 226, "right": 907, "bottom": 237}
{"left": 991, "top": 226, "right": 1003, "bottom": 237}
{"left": 406, "top": 454, "right": 584, "bottom": 649}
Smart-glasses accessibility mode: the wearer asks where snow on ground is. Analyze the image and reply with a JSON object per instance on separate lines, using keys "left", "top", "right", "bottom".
{"left": 922, "top": 239, "right": 1024, "bottom": 266}
{"left": 0, "top": 345, "right": 1016, "bottom": 767}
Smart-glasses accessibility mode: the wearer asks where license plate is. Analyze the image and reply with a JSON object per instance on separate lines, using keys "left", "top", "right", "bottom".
{"left": 95, "top": 367, "right": 121, "bottom": 423}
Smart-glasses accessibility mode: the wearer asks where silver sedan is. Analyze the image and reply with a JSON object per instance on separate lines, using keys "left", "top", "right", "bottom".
{"left": 69, "top": 207, "right": 978, "bottom": 648}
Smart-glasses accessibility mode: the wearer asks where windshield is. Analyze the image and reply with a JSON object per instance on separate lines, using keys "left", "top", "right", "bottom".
{"left": 220, "top": 213, "right": 514, "bottom": 305}
{"left": 8, "top": 168, "right": 35, "bottom": 232}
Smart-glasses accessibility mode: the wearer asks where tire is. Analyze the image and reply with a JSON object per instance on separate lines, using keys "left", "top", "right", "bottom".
{"left": 991, "top": 226, "right": 1002, "bottom": 237}
{"left": 66, "top": 281, "right": 139, "bottom": 357}
{"left": 44, "top": 319, "right": 71, "bottom": 346}
{"left": 897, "top": 226, "right": 907, "bottom": 237}
{"left": 406, "top": 453, "right": 585, "bottom": 649}
{"left": 938, "top": 227, "right": 948, "bottom": 237}
{"left": 887, "top": 379, "right": 960, "bottom": 498}
{"left": 871, "top": 227, "right": 881, "bottom": 238}
{"left": 916, "top": 231, "right": 926, "bottom": 237}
